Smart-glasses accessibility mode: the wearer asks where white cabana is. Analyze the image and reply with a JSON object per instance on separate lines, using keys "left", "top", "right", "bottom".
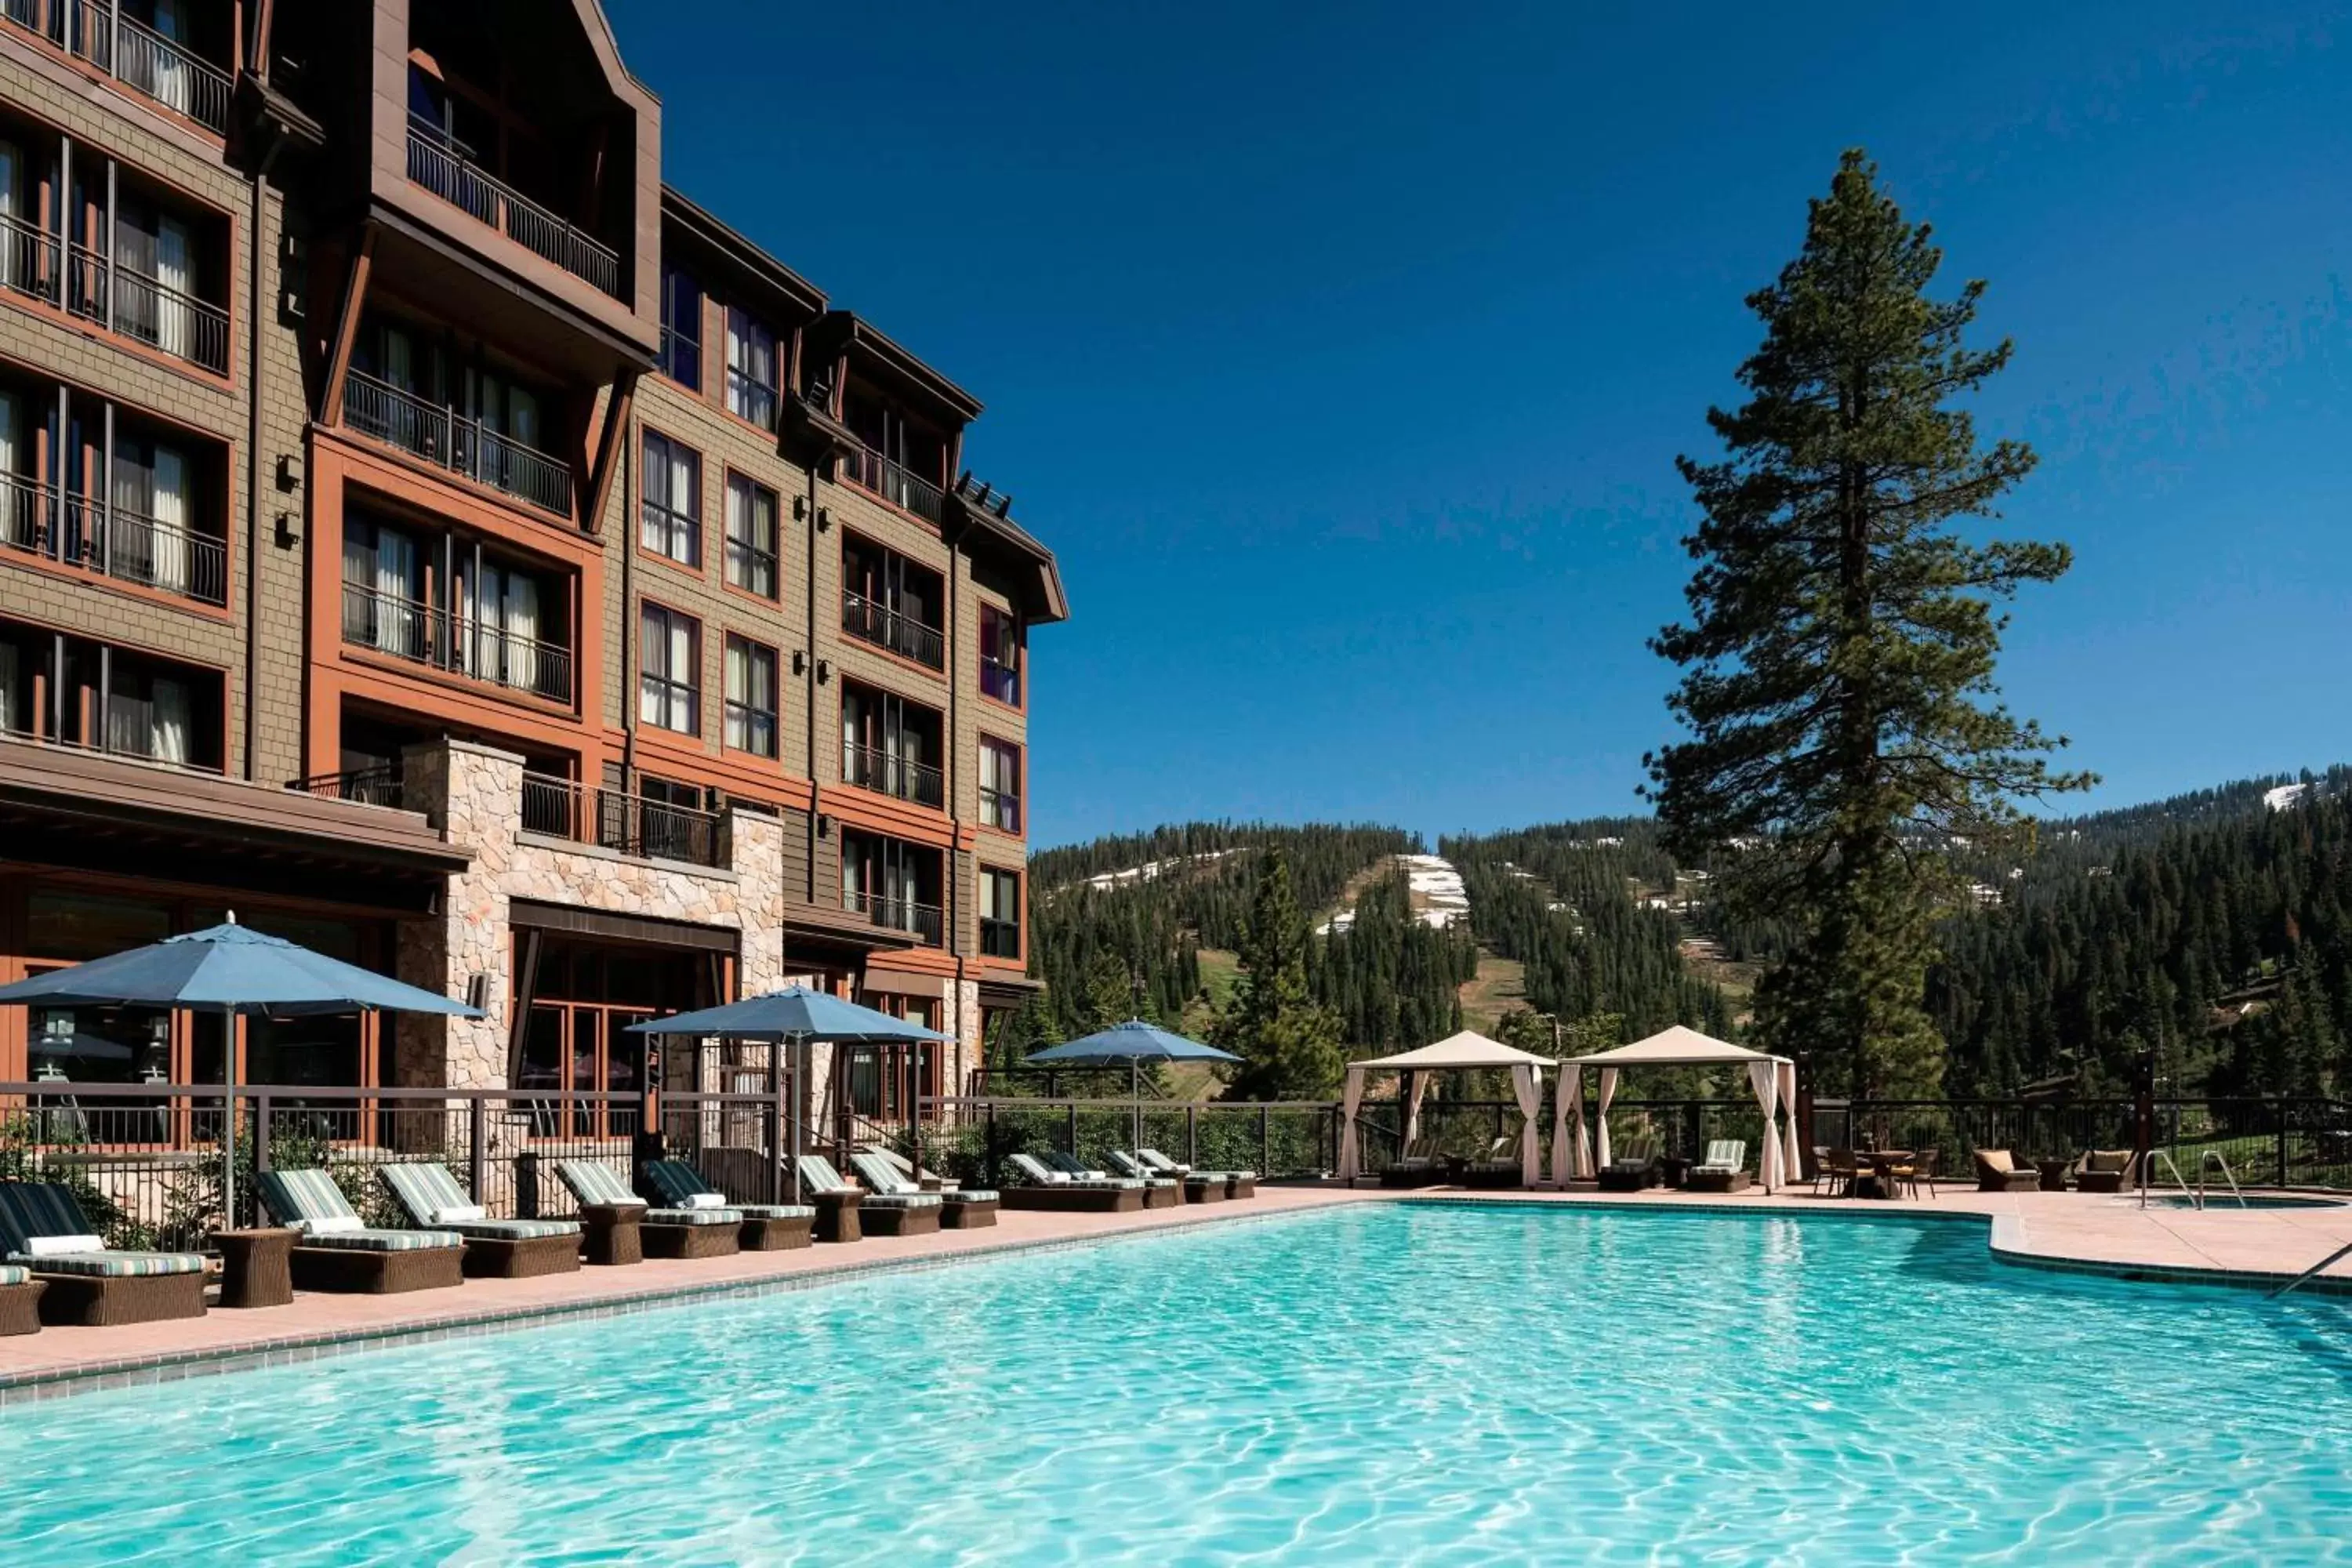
{"left": 1337, "top": 1030, "right": 1550, "bottom": 1187}
{"left": 1551, "top": 1025, "right": 1804, "bottom": 1192}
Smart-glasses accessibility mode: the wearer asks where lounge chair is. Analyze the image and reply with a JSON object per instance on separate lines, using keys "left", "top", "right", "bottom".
{"left": 0, "top": 1183, "right": 207, "bottom": 1326}
{"left": 1972, "top": 1149, "right": 2042, "bottom": 1192}
{"left": 1597, "top": 1140, "right": 1662, "bottom": 1192}
{"left": 799, "top": 1155, "right": 942, "bottom": 1236}
{"left": 644, "top": 1159, "right": 815, "bottom": 1250}
{"left": 554, "top": 1160, "right": 742, "bottom": 1259}
{"left": 1138, "top": 1147, "right": 1255, "bottom": 1200}
{"left": 848, "top": 1151, "right": 998, "bottom": 1229}
{"left": 0, "top": 1263, "right": 42, "bottom": 1335}
{"left": 1002, "top": 1152, "right": 1146, "bottom": 1212}
{"left": 1047, "top": 1149, "right": 1181, "bottom": 1208}
{"left": 1461, "top": 1134, "right": 1526, "bottom": 1190}
{"left": 254, "top": 1169, "right": 466, "bottom": 1295}
{"left": 1377, "top": 1136, "right": 1444, "bottom": 1189}
{"left": 1685, "top": 1140, "right": 1751, "bottom": 1193}
{"left": 2074, "top": 1149, "right": 2135, "bottom": 1194}
{"left": 1108, "top": 1149, "right": 1220, "bottom": 1203}
{"left": 379, "top": 1163, "right": 583, "bottom": 1278}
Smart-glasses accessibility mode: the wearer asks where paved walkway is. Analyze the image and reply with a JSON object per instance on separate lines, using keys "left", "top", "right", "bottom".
{"left": 5, "top": 1181, "right": 2347, "bottom": 1401}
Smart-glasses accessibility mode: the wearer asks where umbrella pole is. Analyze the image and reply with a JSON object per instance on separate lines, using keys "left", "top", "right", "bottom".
{"left": 220, "top": 1003, "right": 238, "bottom": 1232}
{"left": 1131, "top": 1058, "right": 1141, "bottom": 1154}
{"left": 789, "top": 1033, "right": 805, "bottom": 1205}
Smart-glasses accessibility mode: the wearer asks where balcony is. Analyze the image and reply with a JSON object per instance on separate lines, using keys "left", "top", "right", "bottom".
{"left": 845, "top": 887, "right": 944, "bottom": 948}
{"left": 842, "top": 442, "right": 943, "bottom": 524}
{"left": 343, "top": 370, "right": 573, "bottom": 517}
{"left": 0, "top": 211, "right": 61, "bottom": 310}
{"left": 1, "top": 468, "right": 227, "bottom": 606}
{"left": 841, "top": 591, "right": 945, "bottom": 670}
{"left": 340, "top": 581, "right": 573, "bottom": 702}
{"left": 2, "top": 2, "right": 231, "bottom": 133}
{"left": 520, "top": 771, "right": 720, "bottom": 868}
{"left": 843, "top": 741, "right": 944, "bottom": 810}
{"left": 980, "top": 917, "right": 1021, "bottom": 960}
{"left": 406, "top": 122, "right": 622, "bottom": 299}
{"left": 66, "top": 245, "right": 229, "bottom": 374}
{"left": 286, "top": 766, "right": 408, "bottom": 811}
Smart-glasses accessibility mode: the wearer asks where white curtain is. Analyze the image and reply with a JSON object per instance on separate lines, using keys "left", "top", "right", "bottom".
{"left": 1338, "top": 1066, "right": 1366, "bottom": 1182}
{"left": 504, "top": 572, "right": 539, "bottom": 693}
{"left": 1551, "top": 1065, "right": 1577, "bottom": 1185}
{"left": 1595, "top": 1066, "right": 1619, "bottom": 1170}
{"left": 0, "top": 139, "right": 17, "bottom": 290}
{"left": 1777, "top": 1058, "right": 1804, "bottom": 1190}
{"left": 1512, "top": 1064, "right": 1541, "bottom": 1187}
{"left": 149, "top": 677, "right": 189, "bottom": 764}
{"left": 1404, "top": 1070, "right": 1431, "bottom": 1151}
{"left": 0, "top": 388, "right": 17, "bottom": 546}
{"left": 0, "top": 641, "right": 15, "bottom": 734}
{"left": 724, "top": 637, "right": 750, "bottom": 750}
{"left": 151, "top": 0, "right": 194, "bottom": 118}
{"left": 1748, "top": 1060, "right": 1781, "bottom": 1192}
{"left": 149, "top": 442, "right": 187, "bottom": 594}
{"left": 376, "top": 526, "right": 416, "bottom": 654}
{"left": 154, "top": 215, "right": 191, "bottom": 361}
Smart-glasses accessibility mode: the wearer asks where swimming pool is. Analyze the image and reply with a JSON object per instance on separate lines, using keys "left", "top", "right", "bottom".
{"left": 5, "top": 1204, "right": 2350, "bottom": 1564}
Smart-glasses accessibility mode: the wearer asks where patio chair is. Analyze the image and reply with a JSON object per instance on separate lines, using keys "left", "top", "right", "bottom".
{"left": 1888, "top": 1149, "right": 1939, "bottom": 1200}
{"left": 1815, "top": 1147, "right": 1860, "bottom": 1198}
{"left": 0, "top": 1182, "right": 207, "bottom": 1327}
{"left": 799, "top": 1155, "right": 943, "bottom": 1236}
{"left": 1685, "top": 1140, "right": 1751, "bottom": 1193}
{"left": 379, "top": 1163, "right": 582, "bottom": 1278}
{"left": 2074, "top": 1149, "right": 2136, "bottom": 1194}
{"left": 1972, "top": 1149, "right": 2042, "bottom": 1193}
{"left": 1596, "top": 1138, "right": 1663, "bottom": 1192}
{"left": 642, "top": 1160, "right": 815, "bottom": 1251}
{"left": 1377, "top": 1134, "right": 1444, "bottom": 1189}
{"left": 254, "top": 1168, "right": 466, "bottom": 1295}
{"left": 1108, "top": 1149, "right": 1221, "bottom": 1203}
{"left": 1046, "top": 1149, "right": 1181, "bottom": 1208}
{"left": 554, "top": 1160, "right": 742, "bottom": 1259}
{"left": 1138, "top": 1146, "right": 1257, "bottom": 1199}
{"left": 1001, "top": 1152, "right": 1146, "bottom": 1213}
{"left": 848, "top": 1151, "right": 998, "bottom": 1229}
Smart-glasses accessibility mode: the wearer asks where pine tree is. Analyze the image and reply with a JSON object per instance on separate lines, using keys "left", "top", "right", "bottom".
{"left": 1646, "top": 149, "right": 2092, "bottom": 1098}
{"left": 1218, "top": 850, "right": 1345, "bottom": 1098}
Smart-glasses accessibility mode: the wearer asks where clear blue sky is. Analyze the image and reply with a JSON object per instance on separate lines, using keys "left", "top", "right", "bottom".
{"left": 610, "top": 0, "right": 2352, "bottom": 849}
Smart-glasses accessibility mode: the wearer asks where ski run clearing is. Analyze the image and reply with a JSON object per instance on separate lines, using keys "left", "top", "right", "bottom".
{"left": 1320, "top": 853, "right": 1470, "bottom": 935}
{"left": 1078, "top": 848, "right": 1247, "bottom": 891}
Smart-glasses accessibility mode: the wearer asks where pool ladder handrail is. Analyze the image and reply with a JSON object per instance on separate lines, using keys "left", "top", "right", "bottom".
{"left": 2270, "top": 1240, "right": 2352, "bottom": 1298}
{"left": 2139, "top": 1149, "right": 2249, "bottom": 1210}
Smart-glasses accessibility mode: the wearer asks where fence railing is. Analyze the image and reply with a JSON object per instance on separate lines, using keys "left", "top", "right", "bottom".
{"left": 405, "top": 123, "right": 622, "bottom": 298}
{"left": 842, "top": 740, "right": 944, "bottom": 808}
{"left": 0, "top": 208, "right": 60, "bottom": 307}
{"left": 842, "top": 443, "right": 944, "bottom": 524}
{"left": 1, "top": 2, "right": 230, "bottom": 132}
{"left": 285, "top": 766, "right": 408, "bottom": 810}
{"left": 67, "top": 243, "right": 230, "bottom": 373}
{"left": 843, "top": 887, "right": 944, "bottom": 947}
{"left": 520, "top": 771, "right": 723, "bottom": 868}
{"left": 840, "top": 590, "right": 946, "bottom": 669}
{"left": 340, "top": 579, "right": 573, "bottom": 701}
{"left": 343, "top": 369, "right": 574, "bottom": 516}
{"left": 922, "top": 1096, "right": 1344, "bottom": 1187}
{"left": 0, "top": 470, "right": 227, "bottom": 605}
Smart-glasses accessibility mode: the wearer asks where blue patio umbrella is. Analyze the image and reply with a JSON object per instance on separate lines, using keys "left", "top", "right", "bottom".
{"left": 626, "top": 986, "right": 953, "bottom": 1200}
{"left": 1026, "top": 1020, "right": 1240, "bottom": 1149}
{"left": 0, "top": 920, "right": 482, "bottom": 1224}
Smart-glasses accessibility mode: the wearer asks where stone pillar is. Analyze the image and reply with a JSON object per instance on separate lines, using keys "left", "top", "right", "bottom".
{"left": 397, "top": 739, "right": 526, "bottom": 1091}
{"left": 728, "top": 806, "right": 786, "bottom": 998}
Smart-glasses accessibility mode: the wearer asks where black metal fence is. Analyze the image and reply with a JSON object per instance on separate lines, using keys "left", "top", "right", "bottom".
{"left": 920, "top": 1097, "right": 1345, "bottom": 1186}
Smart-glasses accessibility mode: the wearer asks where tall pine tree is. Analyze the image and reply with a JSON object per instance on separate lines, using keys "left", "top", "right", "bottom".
{"left": 1646, "top": 150, "right": 2091, "bottom": 1098}
{"left": 1218, "top": 850, "right": 1345, "bottom": 1098}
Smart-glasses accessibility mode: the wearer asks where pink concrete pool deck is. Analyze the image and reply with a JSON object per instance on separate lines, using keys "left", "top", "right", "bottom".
{"left": 4, "top": 1181, "right": 2347, "bottom": 1401}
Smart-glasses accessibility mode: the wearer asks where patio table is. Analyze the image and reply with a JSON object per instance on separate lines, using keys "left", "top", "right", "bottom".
{"left": 211, "top": 1227, "right": 296, "bottom": 1308}
{"left": 580, "top": 1203, "right": 643, "bottom": 1266}
{"left": 1851, "top": 1150, "right": 1914, "bottom": 1200}
{"left": 2036, "top": 1158, "right": 2073, "bottom": 1192}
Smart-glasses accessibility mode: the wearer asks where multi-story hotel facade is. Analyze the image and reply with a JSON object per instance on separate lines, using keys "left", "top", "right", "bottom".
{"left": 0, "top": 2, "right": 1061, "bottom": 1133}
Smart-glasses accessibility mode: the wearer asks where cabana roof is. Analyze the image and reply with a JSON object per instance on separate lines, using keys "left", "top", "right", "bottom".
{"left": 1567, "top": 1025, "right": 1785, "bottom": 1068}
{"left": 1348, "top": 1030, "right": 1553, "bottom": 1073}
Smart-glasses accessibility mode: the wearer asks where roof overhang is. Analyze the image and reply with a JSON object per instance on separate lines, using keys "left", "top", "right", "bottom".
{"left": 948, "top": 486, "right": 1069, "bottom": 625}
{"left": 809, "top": 310, "right": 983, "bottom": 429}
{"left": 661, "top": 187, "right": 826, "bottom": 325}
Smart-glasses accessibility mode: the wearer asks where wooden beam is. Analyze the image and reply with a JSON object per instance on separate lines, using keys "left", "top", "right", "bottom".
{"left": 320, "top": 226, "right": 377, "bottom": 426}
{"left": 583, "top": 368, "right": 638, "bottom": 539}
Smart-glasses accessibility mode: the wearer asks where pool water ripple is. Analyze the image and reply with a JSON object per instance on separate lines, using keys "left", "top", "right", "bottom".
{"left": 4, "top": 1205, "right": 2351, "bottom": 1564}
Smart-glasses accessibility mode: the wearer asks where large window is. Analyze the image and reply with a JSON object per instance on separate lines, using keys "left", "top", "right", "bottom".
{"left": 724, "top": 473, "right": 779, "bottom": 599}
{"left": 725, "top": 307, "right": 778, "bottom": 430}
{"left": 0, "top": 616, "right": 223, "bottom": 770}
{"left": 639, "top": 430, "right": 701, "bottom": 568}
{"left": 639, "top": 603, "right": 699, "bottom": 735}
{"left": 980, "top": 604, "right": 1022, "bottom": 706}
{"left": 840, "top": 830, "right": 944, "bottom": 946}
{"left": 841, "top": 681, "right": 942, "bottom": 808}
{"left": 841, "top": 535, "right": 946, "bottom": 670}
{"left": 981, "top": 869, "right": 1022, "bottom": 960}
{"left": 660, "top": 264, "right": 702, "bottom": 389}
{"left": 979, "top": 737, "right": 1022, "bottom": 833}
{"left": 724, "top": 635, "right": 777, "bottom": 758}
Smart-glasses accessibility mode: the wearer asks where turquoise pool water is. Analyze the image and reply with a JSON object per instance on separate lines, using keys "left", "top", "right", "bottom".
{"left": 5, "top": 1205, "right": 2350, "bottom": 1564}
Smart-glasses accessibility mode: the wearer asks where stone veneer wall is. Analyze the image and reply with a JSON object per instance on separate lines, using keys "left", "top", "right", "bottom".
{"left": 395, "top": 739, "right": 786, "bottom": 1091}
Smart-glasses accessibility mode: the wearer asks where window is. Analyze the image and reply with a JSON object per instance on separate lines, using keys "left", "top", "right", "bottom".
{"left": 979, "top": 738, "right": 1022, "bottom": 833}
{"left": 980, "top": 604, "right": 1022, "bottom": 706}
{"left": 841, "top": 830, "right": 944, "bottom": 946}
{"left": 724, "top": 473, "right": 779, "bottom": 599}
{"left": 0, "top": 618, "right": 222, "bottom": 770}
{"left": 639, "top": 431, "right": 700, "bottom": 567}
{"left": 981, "top": 869, "right": 1022, "bottom": 960}
{"left": 725, "top": 307, "right": 778, "bottom": 430}
{"left": 841, "top": 682, "right": 942, "bottom": 808}
{"left": 724, "top": 635, "right": 777, "bottom": 758}
{"left": 638, "top": 604, "right": 699, "bottom": 735}
{"left": 840, "top": 536, "right": 946, "bottom": 669}
{"left": 660, "top": 265, "right": 702, "bottom": 389}
{"left": 340, "top": 514, "right": 423, "bottom": 658}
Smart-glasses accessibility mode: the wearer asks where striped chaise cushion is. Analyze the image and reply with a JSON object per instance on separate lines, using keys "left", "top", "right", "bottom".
{"left": 847, "top": 1152, "right": 947, "bottom": 1210}
{"left": 1699, "top": 1141, "right": 1744, "bottom": 1172}
{"left": 0, "top": 1264, "right": 27, "bottom": 1287}
{"left": 1009, "top": 1153, "right": 1139, "bottom": 1190}
{"left": 0, "top": 1181, "right": 95, "bottom": 1250}
{"left": 26, "top": 1250, "right": 209, "bottom": 1276}
{"left": 735, "top": 1204, "right": 816, "bottom": 1221}
{"left": 259, "top": 1169, "right": 460, "bottom": 1252}
{"left": 296, "top": 1228, "right": 464, "bottom": 1252}
{"left": 379, "top": 1166, "right": 577, "bottom": 1240}
{"left": 1138, "top": 1149, "right": 1254, "bottom": 1181}
{"left": 795, "top": 1156, "right": 851, "bottom": 1196}
{"left": 948, "top": 1189, "right": 999, "bottom": 1203}
{"left": 556, "top": 1160, "right": 644, "bottom": 1209}
{"left": 647, "top": 1205, "right": 742, "bottom": 1226}
{"left": 642, "top": 1160, "right": 717, "bottom": 1207}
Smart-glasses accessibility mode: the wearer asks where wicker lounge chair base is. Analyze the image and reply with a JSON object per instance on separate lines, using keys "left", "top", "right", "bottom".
{"left": 940, "top": 1196, "right": 998, "bottom": 1229}
{"left": 644, "top": 1224, "right": 740, "bottom": 1260}
{"left": 740, "top": 1214, "right": 815, "bottom": 1251}
{"left": 1462, "top": 1166, "right": 1522, "bottom": 1191}
{"left": 1685, "top": 1171, "right": 1752, "bottom": 1194}
{"left": 1181, "top": 1178, "right": 1226, "bottom": 1203}
{"left": 1003, "top": 1185, "right": 1144, "bottom": 1213}
{"left": 1225, "top": 1175, "right": 1258, "bottom": 1199}
{"left": 1379, "top": 1167, "right": 1443, "bottom": 1189}
{"left": 811, "top": 1190, "right": 864, "bottom": 1243}
{"left": 1139, "top": 1184, "right": 1183, "bottom": 1210}
{"left": 0, "top": 1278, "right": 43, "bottom": 1334}
{"left": 860, "top": 1203, "right": 942, "bottom": 1237}
{"left": 289, "top": 1245, "right": 465, "bottom": 1295}
{"left": 462, "top": 1233, "right": 583, "bottom": 1279}
{"left": 33, "top": 1269, "right": 207, "bottom": 1326}
{"left": 1597, "top": 1168, "right": 1661, "bottom": 1193}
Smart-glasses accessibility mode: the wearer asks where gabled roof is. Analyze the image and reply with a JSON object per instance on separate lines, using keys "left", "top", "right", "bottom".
{"left": 1567, "top": 1025, "right": 1783, "bottom": 1067}
{"left": 1349, "top": 1030, "right": 1552, "bottom": 1073}
{"left": 661, "top": 187, "right": 827, "bottom": 322}
{"left": 810, "top": 310, "right": 983, "bottom": 426}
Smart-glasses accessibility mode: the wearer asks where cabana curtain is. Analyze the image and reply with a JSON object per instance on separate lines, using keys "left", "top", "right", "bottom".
{"left": 1595, "top": 1068, "right": 1619, "bottom": 1171}
{"left": 1338, "top": 1069, "right": 1368, "bottom": 1182}
{"left": 1510, "top": 1064, "right": 1541, "bottom": 1186}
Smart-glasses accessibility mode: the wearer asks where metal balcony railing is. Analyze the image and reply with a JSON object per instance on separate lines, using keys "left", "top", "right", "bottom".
{"left": 0, "top": 469, "right": 227, "bottom": 606}
{"left": 406, "top": 122, "right": 622, "bottom": 299}
{"left": 1, "top": 2, "right": 230, "bottom": 132}
{"left": 842, "top": 442, "right": 944, "bottom": 524}
{"left": 67, "top": 244, "right": 230, "bottom": 373}
{"left": 521, "top": 772, "right": 722, "bottom": 868}
{"left": 0, "top": 210, "right": 61, "bottom": 308}
{"left": 343, "top": 370, "right": 574, "bottom": 517}
{"left": 843, "top": 741, "right": 944, "bottom": 808}
{"left": 840, "top": 590, "right": 946, "bottom": 670}
{"left": 340, "top": 580, "right": 573, "bottom": 702}
{"left": 285, "top": 766, "right": 408, "bottom": 810}
{"left": 845, "top": 887, "right": 945, "bottom": 947}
